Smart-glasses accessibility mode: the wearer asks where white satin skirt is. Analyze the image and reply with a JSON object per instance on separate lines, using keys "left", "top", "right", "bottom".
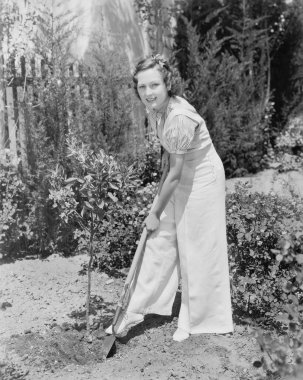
{"left": 127, "top": 143, "right": 233, "bottom": 334}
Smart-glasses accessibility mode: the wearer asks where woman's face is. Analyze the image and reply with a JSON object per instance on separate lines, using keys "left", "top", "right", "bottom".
{"left": 136, "top": 67, "right": 169, "bottom": 112}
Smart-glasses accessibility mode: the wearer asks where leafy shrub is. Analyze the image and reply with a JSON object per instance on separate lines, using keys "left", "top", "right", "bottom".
{"left": 253, "top": 232, "right": 303, "bottom": 379}
{"left": 176, "top": 18, "right": 270, "bottom": 178}
{"left": 48, "top": 133, "right": 130, "bottom": 251}
{"left": 227, "top": 183, "right": 303, "bottom": 326}
{"left": 48, "top": 132, "right": 141, "bottom": 331}
{"left": 45, "top": 131, "right": 161, "bottom": 275}
{"left": 96, "top": 181, "right": 157, "bottom": 274}
{"left": 93, "top": 134, "right": 161, "bottom": 273}
{"left": 262, "top": 115, "right": 303, "bottom": 173}
{"left": 0, "top": 153, "right": 29, "bottom": 258}
{"left": 227, "top": 183, "right": 303, "bottom": 378}
{"left": 275, "top": 152, "right": 303, "bottom": 173}
{"left": 118, "top": 134, "right": 162, "bottom": 187}
{"left": 0, "top": 152, "right": 59, "bottom": 259}
{"left": 48, "top": 133, "right": 159, "bottom": 266}
{"left": 275, "top": 116, "right": 303, "bottom": 151}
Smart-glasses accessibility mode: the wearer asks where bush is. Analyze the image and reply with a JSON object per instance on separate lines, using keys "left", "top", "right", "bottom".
{"left": 93, "top": 134, "right": 161, "bottom": 273}
{"left": 48, "top": 132, "right": 161, "bottom": 270}
{"left": 0, "top": 151, "right": 60, "bottom": 259}
{"left": 253, "top": 233, "right": 303, "bottom": 379}
{"left": 96, "top": 181, "right": 157, "bottom": 274}
{"left": 176, "top": 19, "right": 270, "bottom": 178}
{"left": 227, "top": 183, "right": 303, "bottom": 326}
{"left": 227, "top": 183, "right": 303, "bottom": 378}
{"left": 118, "top": 134, "right": 162, "bottom": 187}
{"left": 272, "top": 116, "right": 303, "bottom": 173}
{"left": 48, "top": 133, "right": 142, "bottom": 332}
{"left": 0, "top": 153, "right": 29, "bottom": 258}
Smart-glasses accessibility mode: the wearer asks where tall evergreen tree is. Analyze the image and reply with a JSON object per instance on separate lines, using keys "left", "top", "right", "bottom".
{"left": 0, "top": 1, "right": 6, "bottom": 151}
{"left": 270, "top": 0, "right": 303, "bottom": 129}
{"left": 134, "top": 0, "right": 184, "bottom": 56}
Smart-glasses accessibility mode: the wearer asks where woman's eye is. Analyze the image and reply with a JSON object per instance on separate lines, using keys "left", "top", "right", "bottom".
{"left": 151, "top": 83, "right": 158, "bottom": 88}
{"left": 138, "top": 85, "right": 145, "bottom": 90}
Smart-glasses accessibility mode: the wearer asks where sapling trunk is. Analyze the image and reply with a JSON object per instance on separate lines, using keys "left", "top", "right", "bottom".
{"left": 86, "top": 212, "right": 94, "bottom": 333}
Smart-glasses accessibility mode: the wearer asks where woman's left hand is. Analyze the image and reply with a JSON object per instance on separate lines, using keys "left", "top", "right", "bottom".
{"left": 144, "top": 213, "right": 160, "bottom": 233}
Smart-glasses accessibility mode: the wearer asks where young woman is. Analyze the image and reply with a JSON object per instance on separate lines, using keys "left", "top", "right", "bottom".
{"left": 106, "top": 54, "right": 233, "bottom": 342}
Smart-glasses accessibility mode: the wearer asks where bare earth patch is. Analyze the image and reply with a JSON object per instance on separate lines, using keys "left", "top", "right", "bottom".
{"left": 0, "top": 254, "right": 262, "bottom": 380}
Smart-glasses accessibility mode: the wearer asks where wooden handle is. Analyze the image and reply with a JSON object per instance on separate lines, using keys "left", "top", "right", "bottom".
{"left": 112, "top": 228, "right": 148, "bottom": 335}
{"left": 124, "top": 227, "right": 148, "bottom": 286}
{"left": 111, "top": 172, "right": 166, "bottom": 333}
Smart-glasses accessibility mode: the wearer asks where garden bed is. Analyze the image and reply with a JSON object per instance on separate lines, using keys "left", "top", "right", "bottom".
{"left": 0, "top": 254, "right": 262, "bottom": 380}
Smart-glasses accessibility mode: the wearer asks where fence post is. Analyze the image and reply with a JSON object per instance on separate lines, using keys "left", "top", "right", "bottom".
{"left": 17, "top": 86, "right": 28, "bottom": 171}
{"left": 0, "top": 52, "right": 6, "bottom": 151}
{"left": 6, "top": 87, "right": 18, "bottom": 164}
{"left": 0, "top": 83, "right": 5, "bottom": 151}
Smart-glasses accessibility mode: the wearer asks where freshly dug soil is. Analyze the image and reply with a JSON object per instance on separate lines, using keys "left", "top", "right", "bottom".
{"left": 0, "top": 254, "right": 262, "bottom": 380}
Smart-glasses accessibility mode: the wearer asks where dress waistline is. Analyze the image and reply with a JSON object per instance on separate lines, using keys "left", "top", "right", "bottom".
{"left": 183, "top": 143, "right": 213, "bottom": 162}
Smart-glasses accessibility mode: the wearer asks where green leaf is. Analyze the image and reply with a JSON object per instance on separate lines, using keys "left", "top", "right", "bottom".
{"left": 109, "top": 183, "right": 119, "bottom": 190}
{"left": 249, "top": 249, "right": 255, "bottom": 257}
{"left": 84, "top": 201, "right": 93, "bottom": 210}
{"left": 271, "top": 249, "right": 280, "bottom": 254}
{"left": 276, "top": 254, "right": 283, "bottom": 262}
{"left": 296, "top": 254, "right": 303, "bottom": 265}
{"left": 108, "top": 192, "right": 118, "bottom": 202}
{"left": 275, "top": 314, "right": 289, "bottom": 324}
{"left": 65, "top": 177, "right": 78, "bottom": 184}
{"left": 88, "top": 197, "right": 96, "bottom": 204}
{"left": 97, "top": 201, "right": 105, "bottom": 209}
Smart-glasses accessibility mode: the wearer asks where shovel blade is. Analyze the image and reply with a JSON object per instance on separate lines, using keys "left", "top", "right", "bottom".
{"left": 102, "top": 334, "right": 116, "bottom": 359}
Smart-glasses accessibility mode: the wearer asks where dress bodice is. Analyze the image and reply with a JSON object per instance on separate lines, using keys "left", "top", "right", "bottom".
{"left": 147, "top": 96, "right": 212, "bottom": 154}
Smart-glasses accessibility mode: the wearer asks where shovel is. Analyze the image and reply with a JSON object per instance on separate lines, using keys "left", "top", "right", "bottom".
{"left": 102, "top": 165, "right": 169, "bottom": 359}
{"left": 102, "top": 227, "right": 148, "bottom": 358}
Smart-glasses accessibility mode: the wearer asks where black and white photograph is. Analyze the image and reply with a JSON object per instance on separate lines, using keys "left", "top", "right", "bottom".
{"left": 0, "top": 0, "right": 303, "bottom": 379}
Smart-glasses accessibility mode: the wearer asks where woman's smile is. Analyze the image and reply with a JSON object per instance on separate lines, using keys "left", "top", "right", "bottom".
{"left": 136, "top": 68, "right": 169, "bottom": 111}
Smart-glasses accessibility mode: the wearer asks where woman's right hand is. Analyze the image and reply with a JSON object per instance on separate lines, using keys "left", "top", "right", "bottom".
{"left": 143, "top": 212, "right": 160, "bottom": 233}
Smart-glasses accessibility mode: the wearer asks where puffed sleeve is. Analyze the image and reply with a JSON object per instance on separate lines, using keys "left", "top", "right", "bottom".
{"left": 163, "top": 115, "right": 197, "bottom": 154}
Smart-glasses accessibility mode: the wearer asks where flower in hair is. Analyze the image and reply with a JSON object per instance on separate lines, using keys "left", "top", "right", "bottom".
{"left": 151, "top": 54, "right": 167, "bottom": 68}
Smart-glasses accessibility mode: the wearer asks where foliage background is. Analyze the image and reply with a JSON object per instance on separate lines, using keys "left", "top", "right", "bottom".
{"left": 1, "top": 0, "right": 303, "bottom": 377}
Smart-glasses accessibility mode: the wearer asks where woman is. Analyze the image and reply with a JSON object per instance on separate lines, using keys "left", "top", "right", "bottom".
{"left": 106, "top": 54, "right": 233, "bottom": 342}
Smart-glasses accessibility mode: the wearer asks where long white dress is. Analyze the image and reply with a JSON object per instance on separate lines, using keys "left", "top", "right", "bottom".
{"left": 127, "top": 96, "right": 233, "bottom": 334}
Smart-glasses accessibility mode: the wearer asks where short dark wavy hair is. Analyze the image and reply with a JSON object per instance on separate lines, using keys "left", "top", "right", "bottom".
{"left": 132, "top": 54, "right": 182, "bottom": 98}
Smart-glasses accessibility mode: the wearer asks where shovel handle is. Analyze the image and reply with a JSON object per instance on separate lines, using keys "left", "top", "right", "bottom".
{"left": 111, "top": 229, "right": 147, "bottom": 335}
{"left": 110, "top": 172, "right": 167, "bottom": 336}
{"left": 111, "top": 305, "right": 122, "bottom": 336}
{"left": 124, "top": 227, "right": 148, "bottom": 286}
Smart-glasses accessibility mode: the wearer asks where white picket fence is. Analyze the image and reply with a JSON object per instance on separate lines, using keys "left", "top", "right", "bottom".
{"left": 1, "top": 56, "right": 145, "bottom": 170}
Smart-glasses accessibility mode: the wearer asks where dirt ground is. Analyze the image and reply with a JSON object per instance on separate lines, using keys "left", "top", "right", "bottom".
{"left": 0, "top": 254, "right": 264, "bottom": 380}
